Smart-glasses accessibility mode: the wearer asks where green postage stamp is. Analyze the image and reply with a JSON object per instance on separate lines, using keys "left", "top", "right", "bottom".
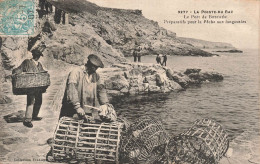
{"left": 0, "top": 0, "right": 35, "bottom": 36}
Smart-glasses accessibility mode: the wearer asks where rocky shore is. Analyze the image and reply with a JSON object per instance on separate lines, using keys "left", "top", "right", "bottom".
{"left": 100, "top": 62, "right": 224, "bottom": 97}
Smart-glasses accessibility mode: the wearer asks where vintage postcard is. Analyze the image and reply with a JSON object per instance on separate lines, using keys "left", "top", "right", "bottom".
{"left": 0, "top": 0, "right": 259, "bottom": 163}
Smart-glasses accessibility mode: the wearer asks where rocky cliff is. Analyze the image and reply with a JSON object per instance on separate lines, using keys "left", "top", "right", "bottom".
{"left": 46, "top": 0, "right": 214, "bottom": 57}
{"left": 80, "top": 9, "right": 213, "bottom": 57}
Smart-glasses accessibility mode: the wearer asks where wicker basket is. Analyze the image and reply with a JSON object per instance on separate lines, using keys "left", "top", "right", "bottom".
{"left": 52, "top": 117, "right": 123, "bottom": 163}
{"left": 119, "top": 116, "right": 169, "bottom": 164}
{"left": 167, "top": 119, "right": 229, "bottom": 164}
{"left": 12, "top": 72, "right": 50, "bottom": 95}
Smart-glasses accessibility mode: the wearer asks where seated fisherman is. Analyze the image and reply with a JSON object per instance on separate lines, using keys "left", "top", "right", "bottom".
{"left": 59, "top": 54, "right": 116, "bottom": 122}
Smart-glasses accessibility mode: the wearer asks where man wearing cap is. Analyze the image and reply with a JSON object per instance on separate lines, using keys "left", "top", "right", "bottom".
{"left": 59, "top": 54, "right": 111, "bottom": 121}
{"left": 13, "top": 49, "right": 46, "bottom": 128}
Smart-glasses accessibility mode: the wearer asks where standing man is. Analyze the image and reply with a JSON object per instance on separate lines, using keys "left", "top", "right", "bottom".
{"left": 13, "top": 49, "right": 46, "bottom": 128}
{"left": 156, "top": 54, "right": 161, "bottom": 65}
{"left": 162, "top": 54, "right": 167, "bottom": 66}
{"left": 133, "top": 48, "right": 138, "bottom": 62}
{"left": 137, "top": 47, "right": 142, "bottom": 62}
{"left": 59, "top": 54, "right": 113, "bottom": 121}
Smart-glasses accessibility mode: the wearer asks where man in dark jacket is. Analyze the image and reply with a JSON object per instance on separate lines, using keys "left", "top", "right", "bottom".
{"left": 137, "top": 47, "right": 142, "bottom": 62}
{"left": 133, "top": 48, "right": 138, "bottom": 62}
{"left": 13, "top": 49, "right": 46, "bottom": 128}
{"left": 156, "top": 54, "right": 161, "bottom": 65}
{"left": 59, "top": 54, "right": 112, "bottom": 121}
{"left": 162, "top": 54, "right": 167, "bottom": 66}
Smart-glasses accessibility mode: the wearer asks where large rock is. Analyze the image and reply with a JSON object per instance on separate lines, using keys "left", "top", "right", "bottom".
{"left": 148, "top": 85, "right": 161, "bottom": 93}
{"left": 185, "top": 69, "right": 224, "bottom": 84}
{"left": 105, "top": 74, "right": 129, "bottom": 90}
{"left": 167, "top": 71, "right": 190, "bottom": 88}
{"left": 129, "top": 67, "right": 143, "bottom": 77}
{"left": 200, "top": 72, "right": 224, "bottom": 81}
{"left": 0, "top": 37, "right": 29, "bottom": 70}
{"left": 184, "top": 68, "right": 201, "bottom": 75}
{"left": 43, "top": 21, "right": 127, "bottom": 66}
{"left": 156, "top": 73, "right": 168, "bottom": 86}
{"left": 0, "top": 38, "right": 12, "bottom": 104}
{"left": 145, "top": 75, "right": 157, "bottom": 86}
{"left": 167, "top": 81, "right": 183, "bottom": 90}
{"left": 0, "top": 95, "right": 12, "bottom": 104}
{"left": 112, "top": 63, "right": 132, "bottom": 71}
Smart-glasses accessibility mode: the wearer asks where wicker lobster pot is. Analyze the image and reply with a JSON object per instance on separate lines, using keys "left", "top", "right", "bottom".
{"left": 119, "top": 116, "right": 169, "bottom": 164}
{"left": 52, "top": 117, "right": 123, "bottom": 163}
{"left": 167, "top": 119, "right": 229, "bottom": 164}
{"left": 12, "top": 72, "right": 50, "bottom": 95}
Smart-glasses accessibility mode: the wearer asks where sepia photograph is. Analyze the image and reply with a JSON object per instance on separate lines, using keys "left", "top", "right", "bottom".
{"left": 0, "top": 0, "right": 259, "bottom": 163}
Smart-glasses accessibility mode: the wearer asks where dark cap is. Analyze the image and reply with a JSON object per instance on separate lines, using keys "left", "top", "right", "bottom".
{"left": 31, "top": 49, "right": 43, "bottom": 56}
{"left": 88, "top": 54, "right": 104, "bottom": 68}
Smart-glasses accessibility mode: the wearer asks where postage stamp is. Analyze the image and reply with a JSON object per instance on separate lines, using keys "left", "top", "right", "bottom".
{"left": 0, "top": 0, "right": 35, "bottom": 36}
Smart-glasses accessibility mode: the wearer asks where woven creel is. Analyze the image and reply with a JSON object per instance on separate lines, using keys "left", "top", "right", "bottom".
{"left": 12, "top": 72, "right": 50, "bottom": 95}
{"left": 52, "top": 117, "right": 123, "bottom": 163}
{"left": 119, "top": 116, "right": 169, "bottom": 164}
{"left": 167, "top": 119, "right": 229, "bottom": 164}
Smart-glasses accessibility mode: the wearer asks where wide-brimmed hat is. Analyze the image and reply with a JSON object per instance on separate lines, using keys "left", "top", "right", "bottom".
{"left": 88, "top": 54, "right": 104, "bottom": 68}
{"left": 31, "top": 49, "right": 43, "bottom": 56}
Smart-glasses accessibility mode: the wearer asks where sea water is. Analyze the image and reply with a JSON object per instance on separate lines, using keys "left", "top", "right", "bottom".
{"left": 113, "top": 49, "right": 259, "bottom": 143}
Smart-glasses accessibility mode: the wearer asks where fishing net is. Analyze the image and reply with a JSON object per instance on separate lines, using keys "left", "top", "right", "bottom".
{"left": 119, "top": 116, "right": 169, "bottom": 164}
{"left": 167, "top": 119, "right": 229, "bottom": 164}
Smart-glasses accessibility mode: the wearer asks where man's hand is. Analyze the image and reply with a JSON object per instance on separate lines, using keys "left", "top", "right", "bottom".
{"left": 76, "top": 107, "right": 85, "bottom": 117}
{"left": 84, "top": 115, "right": 95, "bottom": 123}
{"left": 99, "top": 103, "right": 117, "bottom": 122}
{"left": 99, "top": 104, "right": 110, "bottom": 116}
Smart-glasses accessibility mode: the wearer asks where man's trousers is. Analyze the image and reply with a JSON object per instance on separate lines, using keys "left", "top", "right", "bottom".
{"left": 24, "top": 92, "right": 42, "bottom": 122}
